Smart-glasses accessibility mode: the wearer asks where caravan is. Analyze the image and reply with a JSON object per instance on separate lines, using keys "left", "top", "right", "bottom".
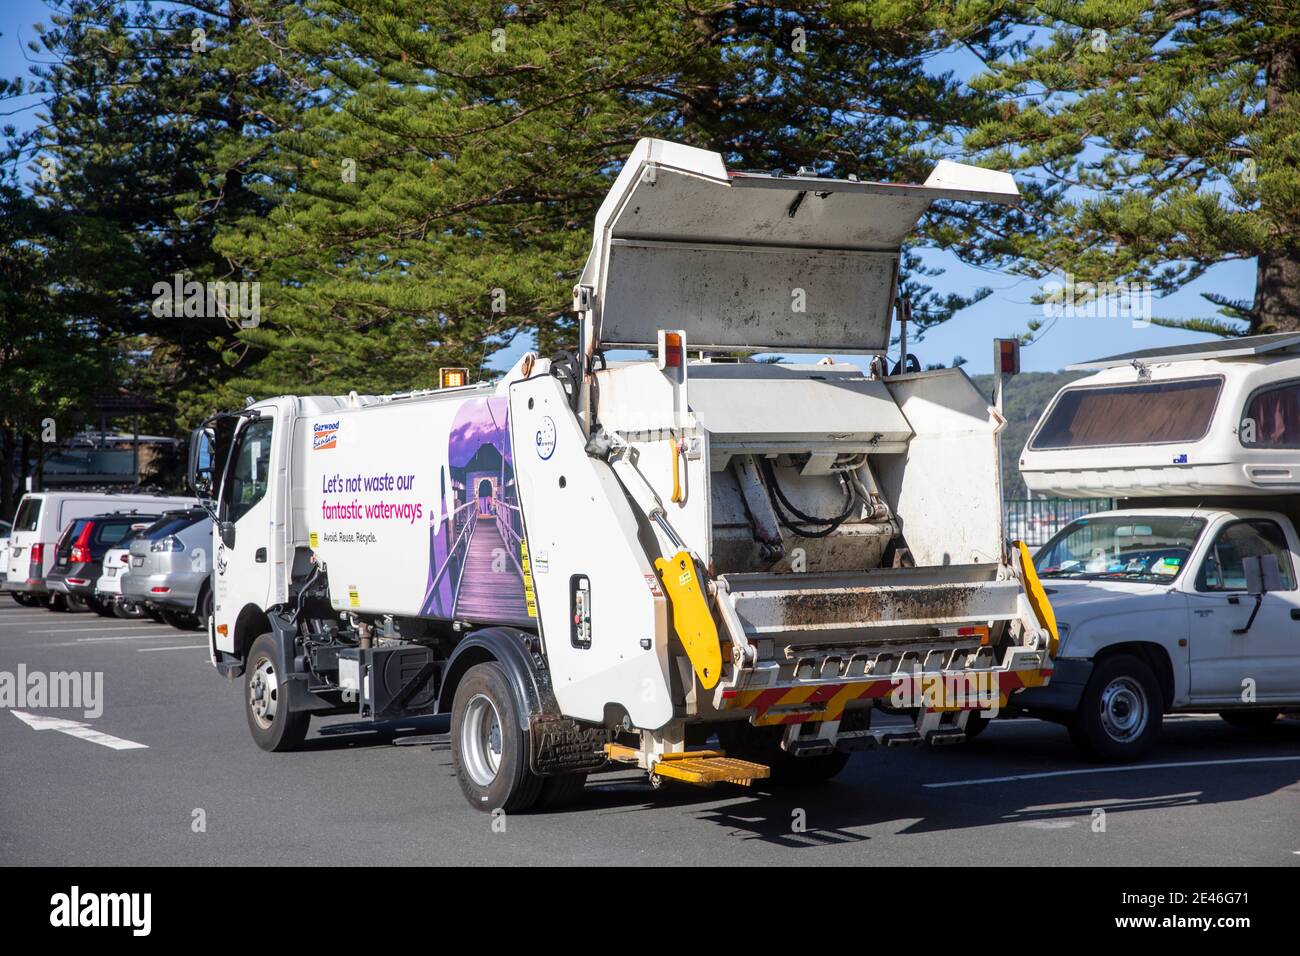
{"left": 1013, "top": 334, "right": 1300, "bottom": 760}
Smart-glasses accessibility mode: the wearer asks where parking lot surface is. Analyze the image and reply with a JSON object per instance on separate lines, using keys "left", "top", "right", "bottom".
{"left": 2, "top": 601, "right": 1298, "bottom": 866}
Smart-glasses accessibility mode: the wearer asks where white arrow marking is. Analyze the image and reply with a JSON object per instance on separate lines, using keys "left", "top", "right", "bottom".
{"left": 10, "top": 710, "right": 147, "bottom": 750}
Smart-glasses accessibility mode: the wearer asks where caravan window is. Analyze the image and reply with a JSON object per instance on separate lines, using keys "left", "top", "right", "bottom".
{"left": 1241, "top": 379, "right": 1300, "bottom": 448}
{"left": 1030, "top": 377, "right": 1222, "bottom": 449}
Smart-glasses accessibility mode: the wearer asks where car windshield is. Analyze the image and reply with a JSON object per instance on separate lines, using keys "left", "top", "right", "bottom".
{"left": 1035, "top": 515, "right": 1207, "bottom": 583}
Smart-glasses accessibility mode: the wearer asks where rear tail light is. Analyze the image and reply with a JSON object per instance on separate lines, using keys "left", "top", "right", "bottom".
{"left": 151, "top": 535, "right": 184, "bottom": 553}
{"left": 69, "top": 522, "right": 93, "bottom": 563}
{"left": 66, "top": 577, "right": 90, "bottom": 587}
{"left": 120, "top": 554, "right": 130, "bottom": 564}
{"left": 28, "top": 543, "right": 44, "bottom": 574}
{"left": 150, "top": 586, "right": 171, "bottom": 593}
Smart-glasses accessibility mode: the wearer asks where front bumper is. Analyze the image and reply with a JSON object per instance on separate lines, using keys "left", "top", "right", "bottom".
{"left": 1005, "top": 657, "right": 1092, "bottom": 716}
{"left": 121, "top": 569, "right": 204, "bottom": 610}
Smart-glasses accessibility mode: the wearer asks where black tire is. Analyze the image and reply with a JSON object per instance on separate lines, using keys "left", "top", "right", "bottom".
{"left": 450, "top": 662, "right": 543, "bottom": 813}
{"left": 46, "top": 593, "right": 70, "bottom": 612}
{"left": 159, "top": 607, "right": 201, "bottom": 631}
{"left": 1219, "top": 710, "right": 1281, "bottom": 728}
{"left": 145, "top": 606, "right": 165, "bottom": 623}
{"left": 113, "top": 600, "right": 149, "bottom": 620}
{"left": 963, "top": 711, "right": 992, "bottom": 739}
{"left": 536, "top": 772, "right": 588, "bottom": 810}
{"left": 90, "top": 597, "right": 117, "bottom": 618}
{"left": 197, "top": 587, "right": 213, "bottom": 630}
{"left": 11, "top": 592, "right": 39, "bottom": 608}
{"left": 244, "top": 633, "right": 310, "bottom": 752}
{"left": 717, "top": 722, "right": 851, "bottom": 785}
{"left": 1068, "top": 654, "right": 1163, "bottom": 762}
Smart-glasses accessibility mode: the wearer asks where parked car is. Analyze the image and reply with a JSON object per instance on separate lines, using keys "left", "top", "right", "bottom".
{"left": 94, "top": 532, "right": 153, "bottom": 620}
{"left": 121, "top": 508, "right": 213, "bottom": 630}
{"left": 0, "top": 521, "right": 12, "bottom": 591}
{"left": 45, "top": 512, "right": 161, "bottom": 616}
{"left": 6, "top": 491, "right": 196, "bottom": 608}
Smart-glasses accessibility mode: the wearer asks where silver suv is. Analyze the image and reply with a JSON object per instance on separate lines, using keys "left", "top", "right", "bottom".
{"left": 122, "top": 509, "right": 213, "bottom": 630}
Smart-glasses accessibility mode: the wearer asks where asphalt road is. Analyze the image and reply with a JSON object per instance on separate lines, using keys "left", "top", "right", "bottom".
{"left": 2, "top": 599, "right": 1299, "bottom": 866}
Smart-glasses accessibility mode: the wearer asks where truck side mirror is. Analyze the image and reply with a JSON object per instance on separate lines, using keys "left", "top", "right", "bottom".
{"left": 219, "top": 521, "right": 236, "bottom": 549}
{"left": 187, "top": 426, "right": 216, "bottom": 499}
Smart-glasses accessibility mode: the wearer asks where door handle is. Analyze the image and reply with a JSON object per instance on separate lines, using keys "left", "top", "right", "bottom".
{"left": 254, "top": 548, "right": 267, "bottom": 563}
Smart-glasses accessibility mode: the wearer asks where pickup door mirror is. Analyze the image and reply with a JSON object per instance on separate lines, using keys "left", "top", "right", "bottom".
{"left": 1242, "top": 554, "right": 1282, "bottom": 596}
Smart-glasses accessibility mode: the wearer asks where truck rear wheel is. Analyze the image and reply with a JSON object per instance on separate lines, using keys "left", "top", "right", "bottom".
{"left": 244, "top": 634, "right": 310, "bottom": 752}
{"left": 451, "top": 662, "right": 543, "bottom": 813}
{"left": 1068, "top": 654, "right": 1162, "bottom": 762}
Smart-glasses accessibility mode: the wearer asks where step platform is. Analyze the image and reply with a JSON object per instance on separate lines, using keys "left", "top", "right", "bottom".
{"left": 605, "top": 744, "right": 770, "bottom": 787}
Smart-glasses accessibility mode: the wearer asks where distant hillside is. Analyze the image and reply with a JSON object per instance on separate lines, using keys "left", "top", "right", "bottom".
{"left": 971, "top": 371, "right": 1087, "bottom": 498}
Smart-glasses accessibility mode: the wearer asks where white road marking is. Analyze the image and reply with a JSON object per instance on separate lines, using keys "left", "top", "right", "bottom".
{"left": 924, "top": 755, "right": 1300, "bottom": 788}
{"left": 136, "top": 644, "right": 206, "bottom": 652}
{"left": 10, "top": 709, "right": 147, "bottom": 751}
{"left": 31, "top": 626, "right": 173, "bottom": 634}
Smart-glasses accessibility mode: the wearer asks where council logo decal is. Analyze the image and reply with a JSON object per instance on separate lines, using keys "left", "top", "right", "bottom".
{"left": 313, "top": 420, "right": 339, "bottom": 451}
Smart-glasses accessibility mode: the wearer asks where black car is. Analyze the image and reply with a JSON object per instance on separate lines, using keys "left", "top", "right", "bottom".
{"left": 44, "top": 511, "right": 162, "bottom": 616}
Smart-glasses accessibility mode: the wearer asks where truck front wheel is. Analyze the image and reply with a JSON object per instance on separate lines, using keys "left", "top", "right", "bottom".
{"left": 244, "top": 634, "right": 310, "bottom": 752}
{"left": 450, "top": 662, "right": 543, "bottom": 813}
{"left": 1068, "top": 654, "right": 1163, "bottom": 762}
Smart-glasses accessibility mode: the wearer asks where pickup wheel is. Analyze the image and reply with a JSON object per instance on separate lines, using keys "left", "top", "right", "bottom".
{"left": 1068, "top": 654, "right": 1163, "bottom": 762}
{"left": 1219, "top": 710, "right": 1280, "bottom": 728}
{"left": 450, "top": 662, "right": 543, "bottom": 813}
{"left": 244, "top": 634, "right": 310, "bottom": 752}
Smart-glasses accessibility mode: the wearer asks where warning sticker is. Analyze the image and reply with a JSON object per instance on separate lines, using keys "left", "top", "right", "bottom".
{"left": 519, "top": 539, "right": 538, "bottom": 619}
{"left": 309, "top": 531, "right": 319, "bottom": 549}
{"left": 348, "top": 586, "right": 360, "bottom": 609}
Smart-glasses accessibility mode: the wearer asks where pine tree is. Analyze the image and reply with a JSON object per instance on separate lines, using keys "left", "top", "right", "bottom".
{"left": 962, "top": 1, "right": 1300, "bottom": 336}
{"left": 212, "top": 0, "right": 1015, "bottom": 403}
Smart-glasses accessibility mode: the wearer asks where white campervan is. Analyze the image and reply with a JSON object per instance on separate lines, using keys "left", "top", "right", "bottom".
{"left": 1013, "top": 334, "right": 1300, "bottom": 760}
{"left": 7, "top": 490, "right": 196, "bottom": 608}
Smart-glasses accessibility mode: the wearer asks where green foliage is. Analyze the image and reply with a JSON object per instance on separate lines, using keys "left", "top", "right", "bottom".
{"left": 962, "top": 2, "right": 1300, "bottom": 336}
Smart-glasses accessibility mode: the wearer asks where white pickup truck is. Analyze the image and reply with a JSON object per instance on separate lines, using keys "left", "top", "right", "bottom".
{"left": 1013, "top": 334, "right": 1300, "bottom": 760}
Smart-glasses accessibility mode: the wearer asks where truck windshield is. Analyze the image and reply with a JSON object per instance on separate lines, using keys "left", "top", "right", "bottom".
{"left": 1030, "top": 377, "right": 1222, "bottom": 449}
{"left": 1035, "top": 515, "right": 1207, "bottom": 583}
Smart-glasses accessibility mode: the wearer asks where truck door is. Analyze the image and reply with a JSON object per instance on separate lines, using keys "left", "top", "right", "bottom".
{"left": 1185, "top": 518, "right": 1300, "bottom": 703}
{"left": 212, "top": 415, "right": 277, "bottom": 654}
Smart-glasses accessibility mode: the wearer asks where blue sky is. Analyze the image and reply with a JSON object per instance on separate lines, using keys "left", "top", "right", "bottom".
{"left": 2, "top": 1, "right": 1239, "bottom": 375}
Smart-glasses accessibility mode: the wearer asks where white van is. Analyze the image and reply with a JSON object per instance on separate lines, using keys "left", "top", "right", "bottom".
{"left": 7, "top": 491, "right": 196, "bottom": 607}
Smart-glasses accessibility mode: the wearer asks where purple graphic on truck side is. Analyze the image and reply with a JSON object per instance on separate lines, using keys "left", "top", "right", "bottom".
{"left": 420, "top": 397, "right": 530, "bottom": 624}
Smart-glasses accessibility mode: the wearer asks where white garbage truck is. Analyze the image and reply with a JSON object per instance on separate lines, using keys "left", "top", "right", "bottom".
{"left": 192, "top": 139, "right": 1057, "bottom": 812}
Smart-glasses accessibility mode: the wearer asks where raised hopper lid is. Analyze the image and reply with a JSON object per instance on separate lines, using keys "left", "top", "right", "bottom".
{"left": 578, "top": 139, "right": 1021, "bottom": 354}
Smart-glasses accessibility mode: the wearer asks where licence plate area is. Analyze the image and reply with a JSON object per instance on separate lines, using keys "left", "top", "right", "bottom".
{"left": 105, "top": 567, "right": 117, "bottom": 577}
{"left": 132, "top": 556, "right": 144, "bottom": 567}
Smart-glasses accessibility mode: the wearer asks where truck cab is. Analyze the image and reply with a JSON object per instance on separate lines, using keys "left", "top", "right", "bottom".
{"left": 1015, "top": 335, "right": 1300, "bottom": 759}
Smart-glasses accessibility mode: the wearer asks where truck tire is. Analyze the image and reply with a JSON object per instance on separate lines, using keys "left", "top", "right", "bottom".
{"left": 1219, "top": 710, "right": 1280, "bottom": 728}
{"left": 450, "top": 662, "right": 543, "bottom": 813}
{"left": 244, "top": 634, "right": 310, "bottom": 752}
{"left": 1068, "top": 654, "right": 1163, "bottom": 763}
